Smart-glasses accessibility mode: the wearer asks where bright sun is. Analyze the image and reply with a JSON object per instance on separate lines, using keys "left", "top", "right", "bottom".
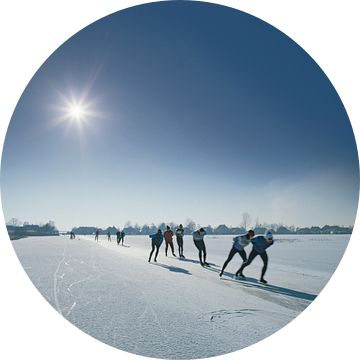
{"left": 51, "top": 85, "right": 108, "bottom": 147}
{"left": 70, "top": 105, "right": 83, "bottom": 119}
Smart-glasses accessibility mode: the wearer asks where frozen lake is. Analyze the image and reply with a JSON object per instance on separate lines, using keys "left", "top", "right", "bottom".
{"left": 10, "top": 233, "right": 350, "bottom": 359}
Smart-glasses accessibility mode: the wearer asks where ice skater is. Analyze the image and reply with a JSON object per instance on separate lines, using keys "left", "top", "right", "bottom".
{"left": 164, "top": 225, "right": 176, "bottom": 257}
{"left": 192, "top": 228, "right": 208, "bottom": 266}
{"left": 235, "top": 230, "right": 274, "bottom": 284}
{"left": 219, "top": 229, "right": 255, "bottom": 278}
{"left": 95, "top": 230, "right": 99, "bottom": 241}
{"left": 120, "top": 230, "right": 125, "bottom": 245}
{"left": 148, "top": 229, "right": 164, "bottom": 262}
{"left": 116, "top": 229, "right": 121, "bottom": 245}
{"left": 175, "top": 224, "right": 185, "bottom": 258}
{"left": 107, "top": 231, "right": 111, "bottom": 241}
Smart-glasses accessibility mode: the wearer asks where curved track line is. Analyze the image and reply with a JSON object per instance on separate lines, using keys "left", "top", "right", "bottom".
{"left": 53, "top": 244, "right": 68, "bottom": 316}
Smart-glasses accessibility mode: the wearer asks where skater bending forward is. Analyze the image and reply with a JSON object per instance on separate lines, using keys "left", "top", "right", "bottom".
{"left": 235, "top": 230, "right": 274, "bottom": 284}
{"left": 219, "top": 229, "right": 255, "bottom": 277}
{"left": 148, "top": 229, "right": 164, "bottom": 262}
{"left": 192, "top": 228, "right": 208, "bottom": 266}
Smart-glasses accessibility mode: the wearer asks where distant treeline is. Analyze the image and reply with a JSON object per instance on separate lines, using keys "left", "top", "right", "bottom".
{"left": 6, "top": 220, "right": 58, "bottom": 240}
{"left": 70, "top": 223, "right": 353, "bottom": 236}
{"left": 6, "top": 217, "right": 353, "bottom": 240}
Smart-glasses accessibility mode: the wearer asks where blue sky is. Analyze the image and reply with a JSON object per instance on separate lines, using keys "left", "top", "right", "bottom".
{"left": 1, "top": 1, "right": 358, "bottom": 231}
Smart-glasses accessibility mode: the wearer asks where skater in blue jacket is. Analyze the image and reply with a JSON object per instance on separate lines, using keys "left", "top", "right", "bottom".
{"left": 235, "top": 230, "right": 274, "bottom": 284}
{"left": 148, "top": 229, "right": 164, "bottom": 262}
{"left": 120, "top": 230, "right": 125, "bottom": 245}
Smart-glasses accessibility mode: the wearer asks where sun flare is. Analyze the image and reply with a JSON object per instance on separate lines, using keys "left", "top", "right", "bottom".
{"left": 50, "top": 81, "right": 106, "bottom": 142}
{"left": 71, "top": 106, "right": 82, "bottom": 117}
{"left": 69, "top": 105, "right": 85, "bottom": 121}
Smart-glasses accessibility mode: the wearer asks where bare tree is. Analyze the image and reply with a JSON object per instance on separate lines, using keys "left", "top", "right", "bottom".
{"left": 150, "top": 223, "right": 157, "bottom": 233}
{"left": 242, "top": 212, "right": 252, "bottom": 230}
{"left": 169, "top": 222, "right": 178, "bottom": 230}
{"left": 134, "top": 223, "right": 141, "bottom": 234}
{"left": 41, "top": 221, "right": 57, "bottom": 234}
{"left": 157, "top": 222, "right": 166, "bottom": 231}
{"left": 124, "top": 221, "right": 132, "bottom": 228}
{"left": 141, "top": 224, "right": 150, "bottom": 235}
{"left": 185, "top": 218, "right": 196, "bottom": 232}
{"left": 7, "top": 218, "right": 22, "bottom": 227}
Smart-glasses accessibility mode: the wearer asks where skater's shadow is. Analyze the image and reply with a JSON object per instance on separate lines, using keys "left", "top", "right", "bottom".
{"left": 151, "top": 262, "right": 192, "bottom": 275}
{"left": 176, "top": 257, "right": 199, "bottom": 265}
{"left": 265, "top": 283, "right": 316, "bottom": 301}
{"left": 222, "top": 274, "right": 317, "bottom": 301}
{"left": 177, "top": 257, "right": 218, "bottom": 268}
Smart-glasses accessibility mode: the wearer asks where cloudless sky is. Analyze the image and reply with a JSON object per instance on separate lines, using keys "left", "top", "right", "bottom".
{"left": 1, "top": 0, "right": 358, "bottom": 231}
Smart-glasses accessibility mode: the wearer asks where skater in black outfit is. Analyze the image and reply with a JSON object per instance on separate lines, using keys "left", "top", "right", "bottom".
{"left": 192, "top": 228, "right": 208, "bottom": 266}
{"left": 219, "top": 230, "right": 255, "bottom": 277}
{"left": 175, "top": 224, "right": 185, "bottom": 258}
{"left": 235, "top": 230, "right": 274, "bottom": 284}
{"left": 148, "top": 229, "right": 164, "bottom": 262}
{"left": 116, "top": 229, "right": 121, "bottom": 245}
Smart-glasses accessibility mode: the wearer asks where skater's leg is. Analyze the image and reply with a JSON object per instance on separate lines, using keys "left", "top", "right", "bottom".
{"left": 193, "top": 240, "right": 203, "bottom": 264}
{"left": 194, "top": 241, "right": 200, "bottom": 262}
{"left": 236, "top": 249, "right": 258, "bottom": 276}
{"left": 259, "top": 251, "right": 268, "bottom": 280}
{"left": 170, "top": 241, "right": 176, "bottom": 255}
{"left": 220, "top": 246, "right": 238, "bottom": 274}
{"left": 154, "top": 244, "right": 160, "bottom": 261}
{"left": 177, "top": 237, "right": 184, "bottom": 257}
{"left": 149, "top": 241, "right": 156, "bottom": 261}
{"left": 239, "top": 249, "right": 247, "bottom": 262}
{"left": 199, "top": 250, "right": 203, "bottom": 264}
{"left": 180, "top": 239, "right": 184, "bottom": 256}
{"left": 195, "top": 240, "right": 206, "bottom": 265}
{"left": 176, "top": 238, "right": 181, "bottom": 255}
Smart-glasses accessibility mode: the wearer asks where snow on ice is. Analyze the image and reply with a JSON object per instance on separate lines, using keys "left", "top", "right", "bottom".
{"left": 8, "top": 234, "right": 351, "bottom": 359}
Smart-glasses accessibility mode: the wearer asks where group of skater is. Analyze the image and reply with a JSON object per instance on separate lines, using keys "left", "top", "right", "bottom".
{"left": 86, "top": 223, "right": 274, "bottom": 284}
{"left": 148, "top": 225, "right": 274, "bottom": 284}
{"left": 149, "top": 224, "right": 186, "bottom": 263}
{"left": 94, "top": 229, "right": 126, "bottom": 245}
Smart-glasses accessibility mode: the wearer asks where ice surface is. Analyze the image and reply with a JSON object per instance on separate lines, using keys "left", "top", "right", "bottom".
{"left": 11, "top": 234, "right": 350, "bottom": 359}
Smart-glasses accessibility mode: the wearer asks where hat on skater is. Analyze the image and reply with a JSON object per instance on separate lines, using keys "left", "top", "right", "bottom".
{"left": 264, "top": 230, "right": 273, "bottom": 239}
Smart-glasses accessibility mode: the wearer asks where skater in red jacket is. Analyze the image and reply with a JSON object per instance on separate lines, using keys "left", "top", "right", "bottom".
{"left": 164, "top": 225, "right": 176, "bottom": 257}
